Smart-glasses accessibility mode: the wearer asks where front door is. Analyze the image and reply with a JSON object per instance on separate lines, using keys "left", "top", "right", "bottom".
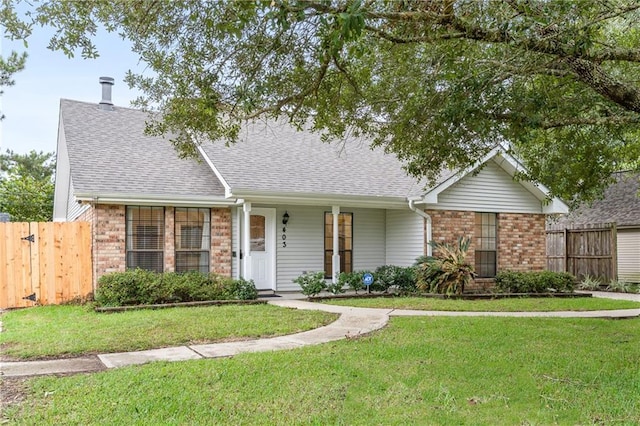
{"left": 249, "top": 208, "right": 276, "bottom": 290}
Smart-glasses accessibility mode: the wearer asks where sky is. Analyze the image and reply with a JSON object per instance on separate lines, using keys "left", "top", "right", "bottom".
{"left": 1, "top": 24, "right": 146, "bottom": 155}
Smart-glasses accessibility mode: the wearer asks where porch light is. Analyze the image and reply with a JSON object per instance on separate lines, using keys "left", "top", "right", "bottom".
{"left": 282, "top": 211, "right": 290, "bottom": 225}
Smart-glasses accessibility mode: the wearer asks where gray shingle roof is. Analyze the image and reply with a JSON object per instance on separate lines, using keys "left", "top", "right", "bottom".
{"left": 555, "top": 172, "right": 640, "bottom": 227}
{"left": 60, "top": 99, "right": 226, "bottom": 199}
{"left": 200, "top": 120, "right": 427, "bottom": 199}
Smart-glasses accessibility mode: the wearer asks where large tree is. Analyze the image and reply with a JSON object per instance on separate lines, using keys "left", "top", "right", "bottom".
{"left": 0, "top": 0, "right": 31, "bottom": 119}
{"left": 0, "top": 150, "right": 55, "bottom": 222}
{"left": 16, "top": 1, "right": 640, "bottom": 205}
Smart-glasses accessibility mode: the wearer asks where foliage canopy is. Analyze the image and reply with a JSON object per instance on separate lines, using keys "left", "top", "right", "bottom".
{"left": 7, "top": 1, "right": 640, "bottom": 204}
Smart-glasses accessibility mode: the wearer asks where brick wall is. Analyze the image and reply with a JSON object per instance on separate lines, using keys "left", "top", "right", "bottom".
{"left": 211, "top": 208, "right": 232, "bottom": 276}
{"left": 497, "top": 213, "right": 546, "bottom": 272}
{"left": 164, "top": 207, "right": 175, "bottom": 272}
{"left": 91, "top": 205, "right": 127, "bottom": 283}
{"left": 425, "top": 209, "right": 546, "bottom": 290}
{"left": 79, "top": 204, "right": 233, "bottom": 283}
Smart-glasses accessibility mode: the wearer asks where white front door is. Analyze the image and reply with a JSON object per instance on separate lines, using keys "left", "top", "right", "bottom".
{"left": 249, "top": 208, "right": 276, "bottom": 290}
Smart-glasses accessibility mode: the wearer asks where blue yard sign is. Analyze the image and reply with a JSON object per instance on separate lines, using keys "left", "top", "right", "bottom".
{"left": 363, "top": 273, "right": 374, "bottom": 286}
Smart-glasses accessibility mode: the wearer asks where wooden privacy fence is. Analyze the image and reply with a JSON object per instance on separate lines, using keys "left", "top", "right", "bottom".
{"left": 546, "top": 222, "right": 616, "bottom": 282}
{"left": 0, "top": 222, "right": 92, "bottom": 309}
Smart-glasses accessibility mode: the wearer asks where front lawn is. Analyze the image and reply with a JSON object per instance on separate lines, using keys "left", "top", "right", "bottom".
{"left": 5, "top": 316, "right": 640, "bottom": 424}
{"left": 324, "top": 296, "right": 640, "bottom": 311}
{"left": 0, "top": 304, "right": 337, "bottom": 360}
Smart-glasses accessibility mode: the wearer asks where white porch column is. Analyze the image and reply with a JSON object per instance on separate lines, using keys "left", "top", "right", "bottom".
{"left": 243, "top": 202, "right": 252, "bottom": 279}
{"left": 332, "top": 205, "right": 340, "bottom": 283}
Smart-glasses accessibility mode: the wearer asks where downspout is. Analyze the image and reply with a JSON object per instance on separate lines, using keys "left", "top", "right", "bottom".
{"left": 408, "top": 199, "right": 432, "bottom": 256}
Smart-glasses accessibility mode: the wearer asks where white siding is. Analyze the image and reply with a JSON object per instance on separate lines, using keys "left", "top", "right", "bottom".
{"left": 427, "top": 160, "right": 542, "bottom": 213}
{"left": 352, "top": 208, "right": 386, "bottom": 271}
{"left": 53, "top": 115, "right": 72, "bottom": 221}
{"left": 66, "top": 179, "right": 88, "bottom": 221}
{"left": 618, "top": 229, "right": 640, "bottom": 283}
{"left": 275, "top": 206, "right": 326, "bottom": 291}
{"left": 386, "top": 210, "right": 425, "bottom": 266}
{"left": 273, "top": 206, "right": 388, "bottom": 291}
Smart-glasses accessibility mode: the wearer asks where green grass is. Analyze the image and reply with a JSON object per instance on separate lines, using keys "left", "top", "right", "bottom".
{"left": 324, "top": 295, "right": 640, "bottom": 311}
{"left": 5, "top": 317, "right": 640, "bottom": 424}
{"left": 0, "top": 304, "right": 337, "bottom": 360}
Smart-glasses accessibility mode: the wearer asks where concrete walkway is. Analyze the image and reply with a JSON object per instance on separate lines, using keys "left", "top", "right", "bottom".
{"left": 2, "top": 292, "right": 640, "bottom": 378}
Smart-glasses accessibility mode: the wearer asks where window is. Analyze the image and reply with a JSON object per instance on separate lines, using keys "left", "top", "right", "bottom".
{"left": 175, "top": 208, "right": 210, "bottom": 273}
{"left": 126, "top": 206, "right": 164, "bottom": 272}
{"left": 475, "top": 212, "right": 497, "bottom": 278}
{"left": 324, "top": 212, "right": 353, "bottom": 278}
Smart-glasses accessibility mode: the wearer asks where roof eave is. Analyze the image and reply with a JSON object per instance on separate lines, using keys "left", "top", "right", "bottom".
{"left": 74, "top": 192, "right": 236, "bottom": 207}
{"left": 229, "top": 189, "right": 409, "bottom": 208}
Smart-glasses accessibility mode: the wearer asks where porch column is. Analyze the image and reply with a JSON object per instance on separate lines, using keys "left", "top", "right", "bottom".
{"left": 243, "top": 202, "right": 252, "bottom": 279}
{"left": 332, "top": 205, "right": 340, "bottom": 283}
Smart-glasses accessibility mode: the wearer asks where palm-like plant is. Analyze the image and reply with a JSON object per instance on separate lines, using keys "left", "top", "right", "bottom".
{"left": 415, "top": 237, "right": 476, "bottom": 295}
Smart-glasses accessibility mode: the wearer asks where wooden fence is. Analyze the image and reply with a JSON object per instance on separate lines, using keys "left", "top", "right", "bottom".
{"left": 0, "top": 222, "right": 92, "bottom": 309}
{"left": 546, "top": 222, "right": 616, "bottom": 282}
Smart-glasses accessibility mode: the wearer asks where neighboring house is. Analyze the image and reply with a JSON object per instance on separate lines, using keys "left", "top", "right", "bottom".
{"left": 53, "top": 78, "right": 568, "bottom": 292}
{"left": 550, "top": 172, "right": 640, "bottom": 283}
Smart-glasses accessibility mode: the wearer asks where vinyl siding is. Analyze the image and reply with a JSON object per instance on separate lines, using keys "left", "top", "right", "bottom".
{"left": 273, "top": 206, "right": 388, "bottom": 291}
{"left": 386, "top": 210, "right": 425, "bottom": 266}
{"left": 66, "top": 179, "right": 88, "bottom": 221}
{"left": 352, "top": 208, "right": 386, "bottom": 271}
{"left": 427, "top": 160, "right": 542, "bottom": 213}
{"left": 618, "top": 229, "right": 640, "bottom": 283}
{"left": 275, "top": 206, "right": 326, "bottom": 291}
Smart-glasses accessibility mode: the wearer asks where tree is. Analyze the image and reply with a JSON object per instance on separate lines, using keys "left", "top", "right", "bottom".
{"left": 0, "top": 150, "right": 55, "bottom": 222}
{"left": 12, "top": 1, "right": 640, "bottom": 205}
{"left": 0, "top": 0, "right": 31, "bottom": 119}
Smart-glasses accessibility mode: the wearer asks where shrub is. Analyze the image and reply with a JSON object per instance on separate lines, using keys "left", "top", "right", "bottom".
{"left": 96, "top": 269, "right": 159, "bottom": 306}
{"left": 578, "top": 274, "right": 603, "bottom": 291}
{"left": 95, "top": 270, "right": 258, "bottom": 306}
{"left": 293, "top": 271, "right": 327, "bottom": 297}
{"left": 606, "top": 280, "right": 635, "bottom": 293}
{"left": 325, "top": 280, "right": 346, "bottom": 295}
{"left": 224, "top": 278, "right": 258, "bottom": 300}
{"left": 415, "top": 237, "right": 475, "bottom": 295}
{"left": 373, "top": 265, "right": 417, "bottom": 294}
{"left": 338, "top": 271, "right": 366, "bottom": 294}
{"left": 494, "top": 271, "right": 575, "bottom": 293}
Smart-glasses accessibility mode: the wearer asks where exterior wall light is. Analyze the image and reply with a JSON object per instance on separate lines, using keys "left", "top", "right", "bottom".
{"left": 282, "top": 211, "right": 290, "bottom": 225}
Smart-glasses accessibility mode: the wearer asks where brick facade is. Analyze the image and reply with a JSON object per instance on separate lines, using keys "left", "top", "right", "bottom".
{"left": 425, "top": 209, "right": 546, "bottom": 290}
{"left": 78, "top": 204, "right": 233, "bottom": 284}
{"left": 211, "top": 208, "right": 232, "bottom": 276}
{"left": 497, "top": 213, "right": 546, "bottom": 272}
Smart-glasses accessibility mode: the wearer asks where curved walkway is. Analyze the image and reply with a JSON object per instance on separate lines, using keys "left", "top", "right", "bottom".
{"left": 2, "top": 292, "right": 639, "bottom": 378}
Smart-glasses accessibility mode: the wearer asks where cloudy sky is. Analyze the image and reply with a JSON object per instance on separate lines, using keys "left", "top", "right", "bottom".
{"left": 1, "top": 24, "right": 146, "bottom": 155}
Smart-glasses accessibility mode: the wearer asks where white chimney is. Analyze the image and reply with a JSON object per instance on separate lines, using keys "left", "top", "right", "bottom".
{"left": 99, "top": 76, "right": 115, "bottom": 110}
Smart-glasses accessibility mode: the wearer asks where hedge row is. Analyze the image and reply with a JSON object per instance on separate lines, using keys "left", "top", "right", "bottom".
{"left": 95, "top": 269, "right": 257, "bottom": 306}
{"left": 494, "top": 271, "right": 575, "bottom": 293}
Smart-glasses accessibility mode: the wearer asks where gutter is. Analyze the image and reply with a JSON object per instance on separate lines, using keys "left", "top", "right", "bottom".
{"left": 408, "top": 199, "right": 433, "bottom": 256}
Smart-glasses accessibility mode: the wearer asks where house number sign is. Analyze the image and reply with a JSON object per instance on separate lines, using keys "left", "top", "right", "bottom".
{"left": 282, "top": 226, "right": 287, "bottom": 248}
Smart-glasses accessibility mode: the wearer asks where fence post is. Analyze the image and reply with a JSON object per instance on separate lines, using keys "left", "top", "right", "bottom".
{"left": 611, "top": 223, "right": 617, "bottom": 282}
{"left": 563, "top": 228, "right": 569, "bottom": 274}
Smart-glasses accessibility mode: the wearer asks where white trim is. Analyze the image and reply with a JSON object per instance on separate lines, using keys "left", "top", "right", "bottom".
{"left": 408, "top": 200, "right": 432, "bottom": 256}
{"left": 226, "top": 190, "right": 408, "bottom": 209}
{"left": 73, "top": 193, "right": 236, "bottom": 207}
{"left": 418, "top": 147, "right": 569, "bottom": 214}
{"left": 197, "top": 145, "right": 234, "bottom": 198}
{"left": 243, "top": 202, "right": 252, "bottom": 280}
{"left": 332, "top": 206, "right": 340, "bottom": 284}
